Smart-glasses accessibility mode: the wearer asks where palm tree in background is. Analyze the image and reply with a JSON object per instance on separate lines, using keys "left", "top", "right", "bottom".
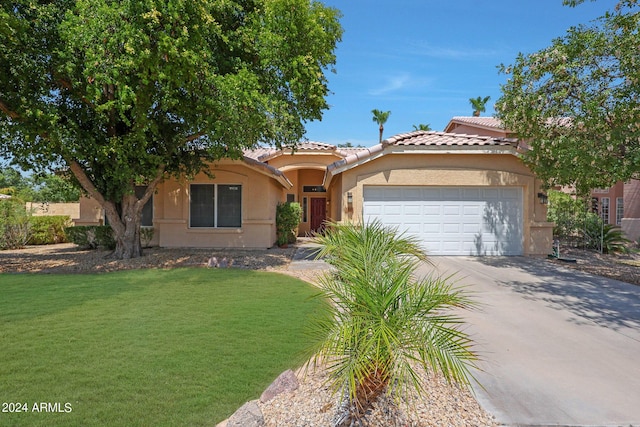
{"left": 371, "top": 109, "right": 391, "bottom": 143}
{"left": 469, "top": 96, "right": 491, "bottom": 116}
{"left": 412, "top": 123, "right": 431, "bottom": 131}
{"left": 308, "top": 221, "right": 479, "bottom": 426}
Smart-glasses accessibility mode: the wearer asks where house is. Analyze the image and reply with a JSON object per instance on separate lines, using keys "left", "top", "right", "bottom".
{"left": 445, "top": 116, "right": 640, "bottom": 242}
{"left": 76, "top": 127, "right": 553, "bottom": 256}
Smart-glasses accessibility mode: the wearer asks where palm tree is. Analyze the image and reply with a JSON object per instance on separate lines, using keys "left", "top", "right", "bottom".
{"left": 469, "top": 95, "right": 491, "bottom": 117}
{"left": 308, "top": 221, "right": 478, "bottom": 426}
{"left": 371, "top": 109, "right": 391, "bottom": 143}
{"left": 412, "top": 123, "right": 431, "bottom": 131}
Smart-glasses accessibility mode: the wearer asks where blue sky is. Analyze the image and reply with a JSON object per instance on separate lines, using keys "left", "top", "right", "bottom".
{"left": 303, "top": 0, "right": 608, "bottom": 147}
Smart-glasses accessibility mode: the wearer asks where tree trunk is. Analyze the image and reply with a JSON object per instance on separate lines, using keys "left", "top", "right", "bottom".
{"left": 104, "top": 193, "right": 143, "bottom": 259}
{"left": 67, "top": 160, "right": 165, "bottom": 260}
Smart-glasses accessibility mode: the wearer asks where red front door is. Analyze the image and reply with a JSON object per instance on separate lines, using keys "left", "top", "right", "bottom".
{"left": 310, "top": 197, "right": 326, "bottom": 233}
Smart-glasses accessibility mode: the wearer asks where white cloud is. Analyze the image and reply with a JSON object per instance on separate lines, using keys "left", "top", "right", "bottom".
{"left": 406, "top": 42, "right": 501, "bottom": 60}
{"left": 368, "top": 73, "right": 433, "bottom": 97}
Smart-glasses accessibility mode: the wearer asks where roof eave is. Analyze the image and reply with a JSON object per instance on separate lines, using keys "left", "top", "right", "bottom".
{"left": 241, "top": 156, "right": 293, "bottom": 189}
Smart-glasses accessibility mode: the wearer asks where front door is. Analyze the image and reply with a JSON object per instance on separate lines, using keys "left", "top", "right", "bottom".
{"left": 310, "top": 197, "right": 326, "bottom": 233}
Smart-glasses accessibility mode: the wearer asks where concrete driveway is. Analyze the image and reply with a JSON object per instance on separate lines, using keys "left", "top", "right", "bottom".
{"left": 417, "top": 256, "right": 640, "bottom": 426}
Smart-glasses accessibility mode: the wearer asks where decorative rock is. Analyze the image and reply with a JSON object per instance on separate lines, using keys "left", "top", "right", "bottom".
{"left": 260, "top": 369, "right": 299, "bottom": 403}
{"left": 226, "top": 400, "right": 264, "bottom": 427}
{"left": 207, "top": 256, "right": 234, "bottom": 268}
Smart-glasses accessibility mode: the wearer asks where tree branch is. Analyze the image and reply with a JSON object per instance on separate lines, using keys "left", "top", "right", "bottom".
{"left": 136, "top": 165, "right": 166, "bottom": 209}
{"left": 185, "top": 132, "right": 205, "bottom": 142}
{"left": 55, "top": 77, "right": 95, "bottom": 108}
{"left": 67, "top": 159, "right": 107, "bottom": 206}
{"left": 0, "top": 99, "right": 20, "bottom": 120}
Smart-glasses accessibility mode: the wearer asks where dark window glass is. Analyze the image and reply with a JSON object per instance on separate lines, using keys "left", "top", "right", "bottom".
{"left": 135, "top": 186, "right": 153, "bottom": 227}
{"left": 190, "top": 184, "right": 215, "bottom": 227}
{"left": 302, "top": 197, "right": 308, "bottom": 222}
{"left": 217, "top": 185, "right": 242, "bottom": 228}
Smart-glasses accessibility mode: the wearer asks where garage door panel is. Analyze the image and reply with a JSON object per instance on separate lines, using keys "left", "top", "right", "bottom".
{"left": 463, "top": 188, "right": 481, "bottom": 200}
{"left": 443, "top": 205, "right": 461, "bottom": 215}
{"left": 402, "top": 188, "right": 423, "bottom": 200}
{"left": 443, "top": 223, "right": 461, "bottom": 233}
{"left": 501, "top": 188, "right": 520, "bottom": 199}
{"left": 423, "top": 205, "right": 441, "bottom": 215}
{"left": 383, "top": 204, "right": 402, "bottom": 215}
{"left": 403, "top": 222, "right": 422, "bottom": 233}
{"left": 422, "top": 188, "right": 441, "bottom": 199}
{"left": 403, "top": 204, "right": 421, "bottom": 215}
{"left": 363, "top": 186, "right": 523, "bottom": 256}
{"left": 422, "top": 224, "right": 439, "bottom": 234}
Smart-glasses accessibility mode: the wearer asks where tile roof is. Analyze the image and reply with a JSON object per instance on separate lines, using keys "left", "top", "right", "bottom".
{"left": 324, "top": 131, "right": 519, "bottom": 184}
{"left": 449, "top": 116, "right": 505, "bottom": 129}
{"left": 244, "top": 141, "right": 341, "bottom": 162}
{"left": 243, "top": 147, "right": 275, "bottom": 161}
{"left": 385, "top": 130, "right": 517, "bottom": 147}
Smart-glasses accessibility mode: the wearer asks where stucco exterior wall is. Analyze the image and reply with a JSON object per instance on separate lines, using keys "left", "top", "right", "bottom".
{"left": 266, "top": 152, "right": 342, "bottom": 170}
{"left": 333, "top": 153, "right": 553, "bottom": 256}
{"left": 75, "top": 197, "right": 104, "bottom": 226}
{"left": 154, "top": 161, "right": 283, "bottom": 248}
{"left": 27, "top": 202, "right": 79, "bottom": 220}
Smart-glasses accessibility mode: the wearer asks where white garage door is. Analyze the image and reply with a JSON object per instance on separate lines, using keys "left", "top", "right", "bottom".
{"left": 363, "top": 186, "right": 523, "bottom": 255}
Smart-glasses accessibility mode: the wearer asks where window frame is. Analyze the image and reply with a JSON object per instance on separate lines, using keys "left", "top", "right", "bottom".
{"left": 189, "top": 183, "right": 242, "bottom": 229}
{"left": 600, "top": 197, "right": 610, "bottom": 224}
{"left": 135, "top": 186, "right": 154, "bottom": 227}
{"left": 616, "top": 197, "right": 624, "bottom": 226}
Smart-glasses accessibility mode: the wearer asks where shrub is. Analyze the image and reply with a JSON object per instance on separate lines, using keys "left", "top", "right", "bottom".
{"left": 65, "top": 225, "right": 115, "bottom": 250}
{"left": 276, "top": 202, "right": 302, "bottom": 246}
{"left": 0, "top": 199, "right": 31, "bottom": 250}
{"left": 582, "top": 217, "right": 631, "bottom": 254}
{"left": 309, "top": 221, "right": 477, "bottom": 425}
{"left": 28, "top": 216, "right": 71, "bottom": 245}
{"left": 141, "top": 227, "right": 154, "bottom": 248}
{"left": 547, "top": 190, "right": 586, "bottom": 239}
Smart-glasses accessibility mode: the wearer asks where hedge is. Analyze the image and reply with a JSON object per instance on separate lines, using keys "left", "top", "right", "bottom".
{"left": 28, "top": 216, "right": 71, "bottom": 245}
{"left": 65, "top": 225, "right": 116, "bottom": 250}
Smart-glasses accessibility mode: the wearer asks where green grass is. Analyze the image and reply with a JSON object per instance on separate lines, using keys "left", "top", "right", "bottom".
{"left": 0, "top": 268, "right": 321, "bottom": 426}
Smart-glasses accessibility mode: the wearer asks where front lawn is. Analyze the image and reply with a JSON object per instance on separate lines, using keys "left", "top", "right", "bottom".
{"left": 0, "top": 268, "right": 320, "bottom": 426}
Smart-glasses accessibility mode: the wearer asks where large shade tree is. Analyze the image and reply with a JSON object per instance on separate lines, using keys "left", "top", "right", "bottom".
{"left": 0, "top": 0, "right": 342, "bottom": 258}
{"left": 496, "top": 0, "right": 640, "bottom": 196}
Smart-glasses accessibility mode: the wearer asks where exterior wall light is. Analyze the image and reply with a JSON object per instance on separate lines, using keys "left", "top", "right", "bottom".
{"left": 347, "top": 192, "right": 353, "bottom": 206}
{"left": 537, "top": 192, "right": 548, "bottom": 205}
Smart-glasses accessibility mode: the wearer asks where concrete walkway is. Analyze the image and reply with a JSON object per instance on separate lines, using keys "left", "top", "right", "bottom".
{"left": 287, "top": 239, "right": 332, "bottom": 273}
{"left": 419, "top": 256, "right": 640, "bottom": 427}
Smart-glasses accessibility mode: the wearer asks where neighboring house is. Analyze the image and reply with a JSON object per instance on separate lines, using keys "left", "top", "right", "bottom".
{"left": 76, "top": 127, "right": 553, "bottom": 256}
{"left": 26, "top": 202, "right": 80, "bottom": 220}
{"left": 446, "top": 116, "right": 640, "bottom": 242}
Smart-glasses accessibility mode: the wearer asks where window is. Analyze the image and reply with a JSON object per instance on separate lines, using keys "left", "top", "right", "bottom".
{"left": 600, "top": 197, "right": 610, "bottom": 224}
{"left": 135, "top": 186, "right": 153, "bottom": 227}
{"left": 190, "top": 184, "right": 242, "bottom": 228}
{"left": 616, "top": 197, "right": 624, "bottom": 226}
{"left": 303, "top": 185, "right": 326, "bottom": 193}
{"left": 302, "top": 197, "right": 308, "bottom": 223}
